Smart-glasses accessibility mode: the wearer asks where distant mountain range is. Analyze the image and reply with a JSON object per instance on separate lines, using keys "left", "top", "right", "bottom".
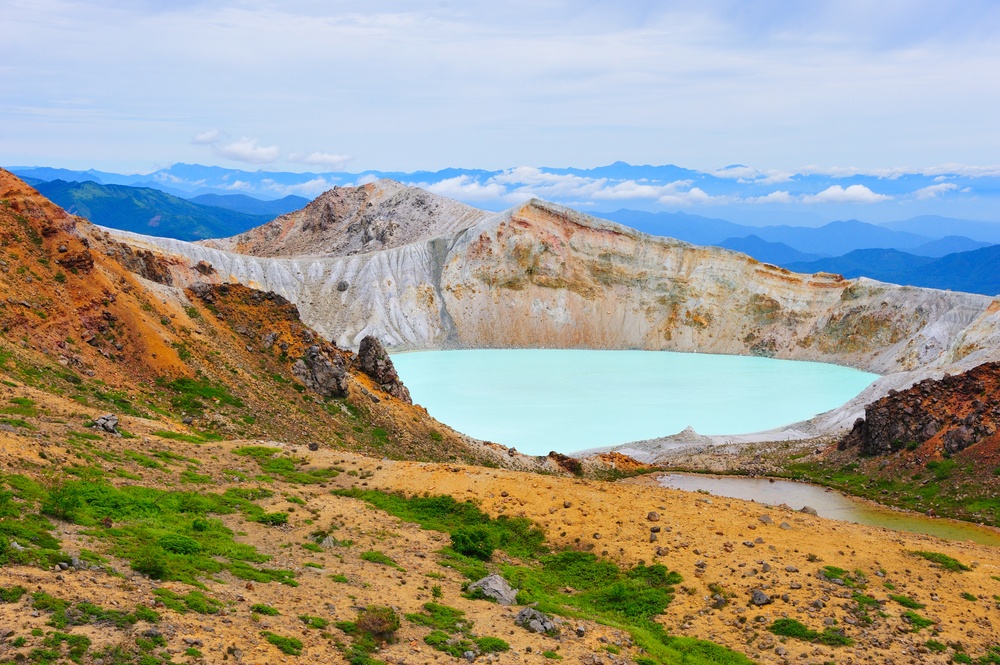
{"left": 15, "top": 171, "right": 1000, "bottom": 296}
{"left": 32, "top": 180, "right": 274, "bottom": 241}
{"left": 188, "top": 193, "right": 309, "bottom": 216}
{"left": 784, "top": 246, "right": 1000, "bottom": 296}
{"left": 8, "top": 161, "right": 1000, "bottom": 226}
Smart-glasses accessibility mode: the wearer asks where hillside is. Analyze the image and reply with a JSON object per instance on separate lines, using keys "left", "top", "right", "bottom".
{"left": 32, "top": 180, "right": 273, "bottom": 241}
{"left": 5, "top": 171, "right": 1000, "bottom": 664}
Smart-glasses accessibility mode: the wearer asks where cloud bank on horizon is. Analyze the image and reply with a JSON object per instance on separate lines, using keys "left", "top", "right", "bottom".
{"left": 13, "top": 160, "right": 999, "bottom": 226}
{"left": 2, "top": 0, "right": 1000, "bottom": 182}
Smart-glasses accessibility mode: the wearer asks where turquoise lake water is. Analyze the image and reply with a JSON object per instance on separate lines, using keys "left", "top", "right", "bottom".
{"left": 391, "top": 349, "right": 878, "bottom": 456}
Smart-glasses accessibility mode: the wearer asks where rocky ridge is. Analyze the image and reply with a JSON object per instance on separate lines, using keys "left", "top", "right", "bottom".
{"left": 201, "top": 178, "right": 489, "bottom": 258}
{"left": 840, "top": 361, "right": 1000, "bottom": 457}
{"left": 105, "top": 183, "right": 1000, "bottom": 457}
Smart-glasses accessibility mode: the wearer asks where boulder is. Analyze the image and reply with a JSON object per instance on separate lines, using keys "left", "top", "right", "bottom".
{"left": 468, "top": 574, "right": 518, "bottom": 606}
{"left": 357, "top": 335, "right": 411, "bottom": 403}
{"left": 93, "top": 414, "right": 120, "bottom": 435}
{"left": 515, "top": 607, "right": 557, "bottom": 634}
{"left": 293, "top": 345, "right": 349, "bottom": 398}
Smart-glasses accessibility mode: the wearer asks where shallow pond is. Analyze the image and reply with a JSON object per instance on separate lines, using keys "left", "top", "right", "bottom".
{"left": 657, "top": 473, "right": 1000, "bottom": 547}
{"left": 392, "top": 349, "right": 877, "bottom": 456}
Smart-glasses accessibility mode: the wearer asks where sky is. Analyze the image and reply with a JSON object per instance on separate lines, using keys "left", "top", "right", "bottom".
{"left": 2, "top": 1, "right": 1000, "bottom": 178}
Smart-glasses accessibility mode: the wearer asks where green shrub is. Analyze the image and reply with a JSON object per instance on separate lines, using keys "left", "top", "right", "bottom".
{"left": 356, "top": 605, "right": 400, "bottom": 639}
{"left": 299, "top": 614, "right": 329, "bottom": 629}
{"left": 901, "top": 610, "right": 934, "bottom": 632}
{"left": 256, "top": 512, "right": 289, "bottom": 526}
{"left": 360, "top": 550, "right": 402, "bottom": 570}
{"left": 909, "top": 550, "right": 970, "bottom": 572}
{"left": 262, "top": 631, "right": 303, "bottom": 656}
{"left": 769, "top": 617, "right": 854, "bottom": 646}
{"left": 405, "top": 602, "right": 472, "bottom": 633}
{"left": 451, "top": 525, "right": 496, "bottom": 560}
{"left": 251, "top": 604, "right": 280, "bottom": 616}
{"left": 157, "top": 534, "right": 202, "bottom": 554}
{"left": 475, "top": 636, "right": 510, "bottom": 653}
{"left": 888, "top": 594, "right": 925, "bottom": 609}
{"left": 0, "top": 585, "right": 26, "bottom": 603}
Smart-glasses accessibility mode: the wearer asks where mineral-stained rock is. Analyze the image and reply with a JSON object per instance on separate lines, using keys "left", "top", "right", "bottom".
{"left": 293, "top": 345, "right": 349, "bottom": 398}
{"left": 357, "top": 335, "right": 411, "bottom": 403}
{"left": 467, "top": 574, "right": 518, "bottom": 605}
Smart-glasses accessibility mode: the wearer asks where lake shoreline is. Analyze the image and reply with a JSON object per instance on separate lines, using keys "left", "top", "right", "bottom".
{"left": 621, "top": 470, "right": 1000, "bottom": 547}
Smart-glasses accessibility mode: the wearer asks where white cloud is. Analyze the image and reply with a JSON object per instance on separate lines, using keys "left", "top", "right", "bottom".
{"left": 590, "top": 179, "right": 693, "bottom": 200}
{"left": 191, "top": 129, "right": 222, "bottom": 145}
{"left": 212, "top": 137, "right": 280, "bottom": 164}
{"left": 262, "top": 177, "right": 334, "bottom": 197}
{"left": 745, "top": 190, "right": 794, "bottom": 204}
{"left": 714, "top": 165, "right": 760, "bottom": 180}
{"left": 801, "top": 184, "right": 892, "bottom": 204}
{"left": 419, "top": 175, "right": 507, "bottom": 201}
{"left": 913, "top": 182, "right": 958, "bottom": 200}
{"left": 357, "top": 174, "right": 380, "bottom": 186}
{"left": 287, "top": 151, "right": 352, "bottom": 170}
{"left": 657, "top": 187, "right": 716, "bottom": 206}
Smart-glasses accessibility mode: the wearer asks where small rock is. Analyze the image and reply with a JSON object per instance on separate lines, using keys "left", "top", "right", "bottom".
{"left": 563, "top": 501, "right": 571, "bottom": 508}
{"left": 647, "top": 511, "right": 660, "bottom": 522}
{"left": 800, "top": 506, "right": 819, "bottom": 516}
{"left": 779, "top": 522, "right": 792, "bottom": 530}
{"left": 337, "top": 280, "right": 349, "bottom": 292}
{"left": 308, "top": 442, "right": 319, "bottom": 451}
{"left": 758, "top": 514, "right": 773, "bottom": 525}
{"left": 785, "top": 565, "right": 798, "bottom": 573}
{"left": 750, "top": 590, "right": 772, "bottom": 606}
{"left": 575, "top": 625, "right": 586, "bottom": 637}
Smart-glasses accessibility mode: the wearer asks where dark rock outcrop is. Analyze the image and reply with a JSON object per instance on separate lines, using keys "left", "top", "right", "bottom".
{"left": 357, "top": 335, "right": 411, "bottom": 403}
{"left": 293, "top": 345, "right": 349, "bottom": 398}
{"left": 840, "top": 361, "right": 1000, "bottom": 456}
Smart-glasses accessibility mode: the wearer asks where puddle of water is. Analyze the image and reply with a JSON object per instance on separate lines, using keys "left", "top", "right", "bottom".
{"left": 657, "top": 473, "right": 1000, "bottom": 547}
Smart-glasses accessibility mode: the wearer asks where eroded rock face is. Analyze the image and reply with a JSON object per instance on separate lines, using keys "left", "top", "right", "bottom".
{"left": 840, "top": 361, "right": 1000, "bottom": 455}
{"left": 202, "top": 179, "right": 489, "bottom": 258}
{"left": 357, "top": 335, "right": 411, "bottom": 403}
{"left": 293, "top": 345, "right": 349, "bottom": 398}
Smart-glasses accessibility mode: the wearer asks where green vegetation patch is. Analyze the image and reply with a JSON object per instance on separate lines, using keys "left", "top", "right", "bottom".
{"left": 251, "top": 603, "right": 280, "bottom": 615}
{"left": 769, "top": 617, "right": 854, "bottom": 647}
{"left": 262, "top": 631, "right": 303, "bottom": 656}
{"left": 235, "top": 446, "right": 340, "bottom": 484}
{"left": 360, "top": 549, "right": 403, "bottom": 570}
{"left": 901, "top": 609, "right": 935, "bottom": 632}
{"left": 335, "top": 490, "right": 753, "bottom": 665}
{"left": 909, "top": 550, "right": 971, "bottom": 572}
{"left": 31, "top": 591, "right": 160, "bottom": 630}
{"left": 334, "top": 488, "right": 545, "bottom": 560}
{"left": 888, "top": 594, "right": 925, "bottom": 609}
{"left": 152, "top": 588, "right": 221, "bottom": 614}
{"left": 161, "top": 376, "right": 245, "bottom": 415}
{"left": 39, "top": 479, "right": 295, "bottom": 586}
